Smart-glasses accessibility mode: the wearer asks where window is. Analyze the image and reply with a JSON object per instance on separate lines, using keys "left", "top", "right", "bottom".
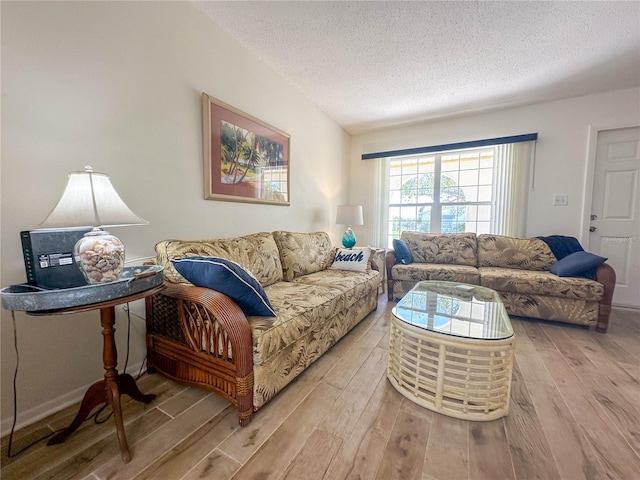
{"left": 380, "top": 139, "right": 535, "bottom": 248}
{"left": 387, "top": 147, "right": 494, "bottom": 247}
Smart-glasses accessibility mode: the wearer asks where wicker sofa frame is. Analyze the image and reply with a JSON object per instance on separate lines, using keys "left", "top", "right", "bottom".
{"left": 145, "top": 283, "right": 256, "bottom": 425}
{"left": 146, "top": 278, "right": 380, "bottom": 426}
{"left": 145, "top": 232, "right": 382, "bottom": 426}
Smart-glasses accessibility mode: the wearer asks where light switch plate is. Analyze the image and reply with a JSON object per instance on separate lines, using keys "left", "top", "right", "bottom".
{"left": 553, "top": 195, "right": 569, "bottom": 206}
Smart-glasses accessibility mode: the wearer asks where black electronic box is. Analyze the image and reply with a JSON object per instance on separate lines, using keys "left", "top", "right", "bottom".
{"left": 20, "top": 228, "right": 91, "bottom": 289}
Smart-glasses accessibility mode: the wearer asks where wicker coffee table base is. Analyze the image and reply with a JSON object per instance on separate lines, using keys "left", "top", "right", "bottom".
{"left": 388, "top": 315, "right": 515, "bottom": 421}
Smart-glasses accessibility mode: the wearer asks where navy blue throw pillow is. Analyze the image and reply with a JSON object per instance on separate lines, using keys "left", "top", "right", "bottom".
{"left": 393, "top": 239, "right": 413, "bottom": 265}
{"left": 549, "top": 251, "right": 607, "bottom": 277}
{"left": 172, "top": 256, "right": 276, "bottom": 317}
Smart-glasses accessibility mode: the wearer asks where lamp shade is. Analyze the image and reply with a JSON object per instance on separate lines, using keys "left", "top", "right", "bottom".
{"left": 36, "top": 166, "right": 147, "bottom": 285}
{"left": 38, "top": 166, "right": 148, "bottom": 229}
{"left": 336, "top": 205, "right": 363, "bottom": 226}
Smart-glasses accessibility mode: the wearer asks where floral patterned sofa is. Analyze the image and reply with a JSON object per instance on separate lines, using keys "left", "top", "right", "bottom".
{"left": 145, "top": 231, "right": 380, "bottom": 426}
{"left": 386, "top": 232, "right": 616, "bottom": 333}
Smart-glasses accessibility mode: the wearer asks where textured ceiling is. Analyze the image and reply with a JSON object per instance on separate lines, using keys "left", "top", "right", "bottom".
{"left": 195, "top": 1, "right": 640, "bottom": 134}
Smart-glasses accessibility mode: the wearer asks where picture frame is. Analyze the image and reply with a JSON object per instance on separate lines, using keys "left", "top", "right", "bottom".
{"left": 202, "top": 93, "right": 290, "bottom": 205}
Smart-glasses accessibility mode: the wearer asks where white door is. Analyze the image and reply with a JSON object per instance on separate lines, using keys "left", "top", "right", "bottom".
{"left": 589, "top": 126, "right": 640, "bottom": 308}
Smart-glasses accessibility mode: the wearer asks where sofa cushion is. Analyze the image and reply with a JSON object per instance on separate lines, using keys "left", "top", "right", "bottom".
{"left": 330, "top": 248, "right": 371, "bottom": 272}
{"left": 293, "top": 268, "right": 380, "bottom": 310}
{"left": 156, "top": 232, "right": 283, "bottom": 287}
{"left": 400, "top": 231, "right": 477, "bottom": 266}
{"left": 550, "top": 251, "right": 607, "bottom": 277}
{"left": 392, "top": 263, "right": 480, "bottom": 286}
{"left": 498, "top": 292, "right": 599, "bottom": 326}
{"left": 478, "top": 267, "right": 604, "bottom": 301}
{"left": 249, "top": 282, "right": 343, "bottom": 364}
{"left": 273, "top": 231, "right": 335, "bottom": 282}
{"left": 172, "top": 257, "right": 276, "bottom": 317}
{"left": 251, "top": 291, "right": 378, "bottom": 409}
{"left": 477, "top": 234, "right": 556, "bottom": 271}
{"left": 392, "top": 239, "right": 413, "bottom": 264}
{"left": 421, "top": 264, "right": 481, "bottom": 285}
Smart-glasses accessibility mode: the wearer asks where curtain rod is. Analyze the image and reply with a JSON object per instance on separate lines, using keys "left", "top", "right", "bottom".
{"left": 361, "top": 133, "right": 538, "bottom": 160}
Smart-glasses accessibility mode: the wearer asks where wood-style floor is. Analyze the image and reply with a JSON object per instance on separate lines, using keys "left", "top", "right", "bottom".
{"left": 2, "top": 297, "right": 639, "bottom": 480}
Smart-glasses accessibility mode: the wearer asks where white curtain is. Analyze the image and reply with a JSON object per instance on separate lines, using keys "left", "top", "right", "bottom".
{"left": 374, "top": 157, "right": 390, "bottom": 248}
{"left": 491, "top": 141, "right": 535, "bottom": 237}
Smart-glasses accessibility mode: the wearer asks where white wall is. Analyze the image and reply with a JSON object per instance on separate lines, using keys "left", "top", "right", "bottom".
{"left": 350, "top": 87, "right": 640, "bottom": 246}
{"left": 0, "top": 2, "right": 350, "bottom": 431}
{"left": 3, "top": 0, "right": 638, "bottom": 434}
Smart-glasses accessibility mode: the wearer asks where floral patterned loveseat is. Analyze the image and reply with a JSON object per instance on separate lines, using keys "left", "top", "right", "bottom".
{"left": 386, "top": 232, "right": 616, "bottom": 333}
{"left": 145, "top": 231, "right": 380, "bottom": 426}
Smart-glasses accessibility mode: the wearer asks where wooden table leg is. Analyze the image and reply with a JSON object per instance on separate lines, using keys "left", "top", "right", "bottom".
{"left": 47, "top": 380, "right": 108, "bottom": 445}
{"left": 48, "top": 306, "right": 156, "bottom": 463}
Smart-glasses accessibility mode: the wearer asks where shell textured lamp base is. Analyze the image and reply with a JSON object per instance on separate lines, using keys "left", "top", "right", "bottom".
{"left": 75, "top": 228, "right": 124, "bottom": 284}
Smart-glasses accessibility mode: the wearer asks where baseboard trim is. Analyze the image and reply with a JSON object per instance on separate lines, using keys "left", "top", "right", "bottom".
{"left": 0, "top": 361, "right": 145, "bottom": 437}
{"left": 612, "top": 304, "right": 640, "bottom": 311}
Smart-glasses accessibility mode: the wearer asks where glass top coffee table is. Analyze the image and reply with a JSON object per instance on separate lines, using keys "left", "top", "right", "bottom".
{"left": 388, "top": 281, "right": 515, "bottom": 421}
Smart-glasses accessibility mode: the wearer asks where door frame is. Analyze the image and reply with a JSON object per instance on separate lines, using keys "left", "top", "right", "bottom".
{"left": 580, "top": 123, "right": 640, "bottom": 249}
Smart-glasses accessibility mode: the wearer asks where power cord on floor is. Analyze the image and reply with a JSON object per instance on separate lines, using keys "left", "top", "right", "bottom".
{"left": 122, "top": 303, "right": 149, "bottom": 381}
{"left": 137, "top": 355, "right": 148, "bottom": 380}
{"left": 5, "top": 311, "right": 58, "bottom": 458}
{"left": 6, "top": 303, "right": 138, "bottom": 457}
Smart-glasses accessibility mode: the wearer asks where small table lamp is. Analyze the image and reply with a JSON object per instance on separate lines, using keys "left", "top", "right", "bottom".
{"left": 336, "top": 205, "right": 363, "bottom": 249}
{"left": 37, "top": 166, "right": 148, "bottom": 285}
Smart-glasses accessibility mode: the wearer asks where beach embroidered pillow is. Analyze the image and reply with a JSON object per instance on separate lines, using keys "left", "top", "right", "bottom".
{"left": 172, "top": 256, "right": 276, "bottom": 317}
{"left": 330, "top": 248, "right": 371, "bottom": 272}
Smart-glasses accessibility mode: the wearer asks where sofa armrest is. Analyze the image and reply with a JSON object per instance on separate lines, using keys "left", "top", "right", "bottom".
{"left": 148, "top": 282, "right": 253, "bottom": 371}
{"left": 145, "top": 282, "right": 254, "bottom": 424}
{"left": 369, "top": 257, "right": 380, "bottom": 273}
{"left": 595, "top": 263, "right": 616, "bottom": 333}
{"left": 386, "top": 250, "right": 397, "bottom": 301}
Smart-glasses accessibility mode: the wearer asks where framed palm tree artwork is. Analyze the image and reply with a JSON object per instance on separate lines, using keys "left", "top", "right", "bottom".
{"left": 202, "top": 93, "right": 290, "bottom": 205}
